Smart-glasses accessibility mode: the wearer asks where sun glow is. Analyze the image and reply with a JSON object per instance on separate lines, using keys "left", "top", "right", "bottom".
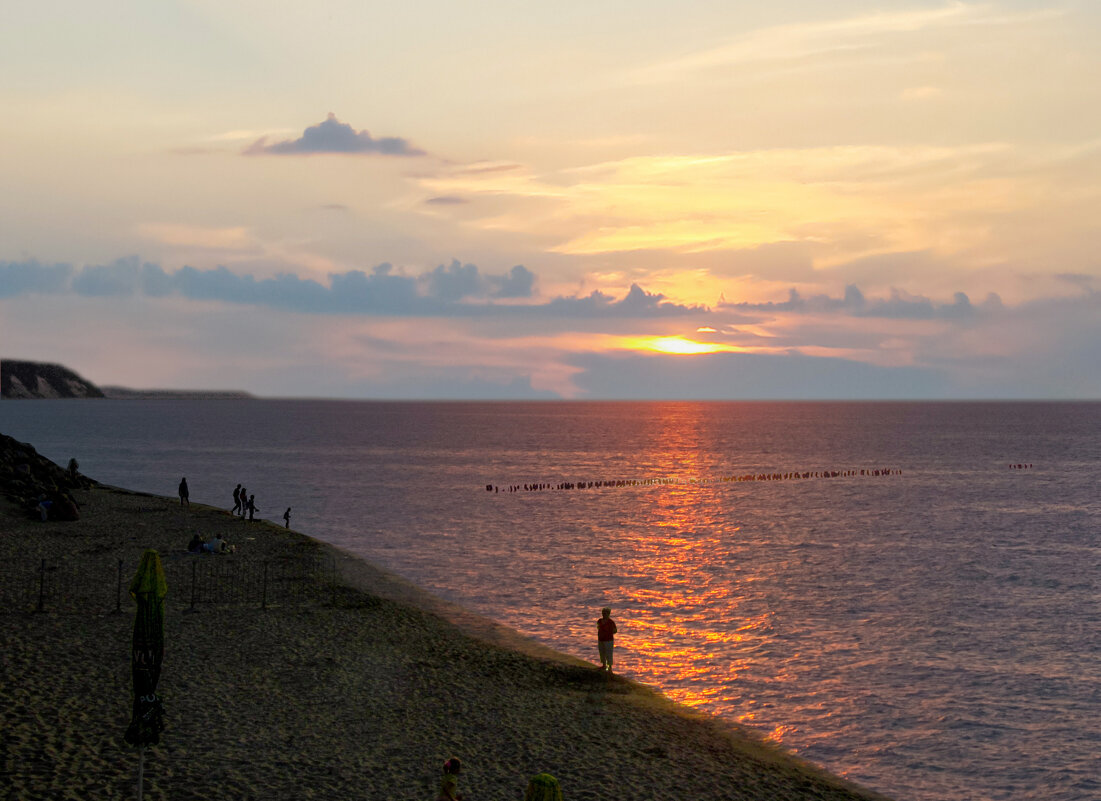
{"left": 639, "top": 337, "right": 740, "bottom": 355}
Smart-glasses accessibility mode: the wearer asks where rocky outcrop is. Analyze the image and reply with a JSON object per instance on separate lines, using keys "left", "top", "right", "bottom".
{"left": 0, "top": 433, "right": 95, "bottom": 519}
{"left": 0, "top": 360, "right": 105, "bottom": 399}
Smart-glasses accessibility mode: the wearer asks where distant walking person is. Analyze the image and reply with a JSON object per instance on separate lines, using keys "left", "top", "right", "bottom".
{"left": 231, "top": 484, "right": 242, "bottom": 515}
{"left": 239, "top": 486, "right": 247, "bottom": 518}
{"left": 247, "top": 494, "right": 258, "bottom": 522}
{"left": 283, "top": 507, "right": 291, "bottom": 528}
{"left": 597, "top": 607, "right": 617, "bottom": 672}
{"left": 178, "top": 477, "right": 190, "bottom": 508}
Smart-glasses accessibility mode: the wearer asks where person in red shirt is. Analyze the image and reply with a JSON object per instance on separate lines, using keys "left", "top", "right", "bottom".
{"left": 597, "top": 607, "right": 618, "bottom": 672}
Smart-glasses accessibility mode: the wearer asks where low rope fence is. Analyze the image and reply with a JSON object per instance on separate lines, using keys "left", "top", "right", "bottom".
{"left": 0, "top": 553, "right": 337, "bottom": 614}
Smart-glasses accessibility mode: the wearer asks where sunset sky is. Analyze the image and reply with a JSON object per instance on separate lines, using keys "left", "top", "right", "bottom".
{"left": 2, "top": 1, "right": 1099, "bottom": 399}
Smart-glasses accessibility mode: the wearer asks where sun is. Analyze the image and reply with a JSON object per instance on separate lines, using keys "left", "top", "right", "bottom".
{"left": 641, "top": 337, "right": 735, "bottom": 355}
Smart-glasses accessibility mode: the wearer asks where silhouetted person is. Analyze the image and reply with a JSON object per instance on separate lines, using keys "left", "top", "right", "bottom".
{"left": 283, "top": 507, "right": 291, "bottom": 528}
{"left": 231, "top": 484, "right": 242, "bottom": 515}
{"left": 178, "top": 477, "right": 189, "bottom": 508}
{"left": 247, "top": 494, "right": 258, "bottom": 522}
{"left": 597, "top": 607, "right": 617, "bottom": 672}
{"left": 239, "top": 486, "right": 248, "bottom": 517}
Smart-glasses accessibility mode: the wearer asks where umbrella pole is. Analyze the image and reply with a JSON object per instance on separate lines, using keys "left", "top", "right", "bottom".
{"left": 137, "top": 746, "right": 144, "bottom": 801}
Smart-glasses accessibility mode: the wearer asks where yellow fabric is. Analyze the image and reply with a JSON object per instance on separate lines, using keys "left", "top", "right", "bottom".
{"left": 438, "top": 774, "right": 459, "bottom": 801}
{"left": 524, "top": 773, "right": 563, "bottom": 801}
{"left": 129, "top": 550, "right": 167, "bottom": 599}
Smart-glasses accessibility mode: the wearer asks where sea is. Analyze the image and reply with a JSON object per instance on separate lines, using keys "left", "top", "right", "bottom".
{"left": 1, "top": 399, "right": 1097, "bottom": 801}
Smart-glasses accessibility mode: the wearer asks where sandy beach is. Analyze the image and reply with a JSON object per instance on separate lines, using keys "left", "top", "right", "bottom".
{"left": 0, "top": 464, "right": 894, "bottom": 800}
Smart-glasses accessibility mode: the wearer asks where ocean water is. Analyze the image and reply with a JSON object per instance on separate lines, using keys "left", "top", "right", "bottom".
{"left": 1, "top": 399, "right": 1097, "bottom": 801}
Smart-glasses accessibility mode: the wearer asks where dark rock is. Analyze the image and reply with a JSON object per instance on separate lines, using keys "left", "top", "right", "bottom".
{"left": 0, "top": 432, "right": 97, "bottom": 519}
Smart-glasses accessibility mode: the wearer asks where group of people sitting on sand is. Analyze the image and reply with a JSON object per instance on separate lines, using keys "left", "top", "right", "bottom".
{"left": 35, "top": 490, "right": 80, "bottom": 522}
{"left": 439, "top": 758, "right": 563, "bottom": 801}
{"left": 186, "top": 533, "right": 237, "bottom": 555}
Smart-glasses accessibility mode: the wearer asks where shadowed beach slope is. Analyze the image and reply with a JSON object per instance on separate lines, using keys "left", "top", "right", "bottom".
{"left": 0, "top": 439, "right": 894, "bottom": 801}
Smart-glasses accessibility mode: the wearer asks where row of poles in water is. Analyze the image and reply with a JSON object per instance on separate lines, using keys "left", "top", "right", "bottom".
{"left": 487, "top": 467, "right": 903, "bottom": 493}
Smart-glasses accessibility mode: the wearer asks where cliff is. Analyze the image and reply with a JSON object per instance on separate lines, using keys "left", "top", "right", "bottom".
{"left": 0, "top": 359, "right": 253, "bottom": 399}
{"left": 0, "top": 359, "right": 105, "bottom": 399}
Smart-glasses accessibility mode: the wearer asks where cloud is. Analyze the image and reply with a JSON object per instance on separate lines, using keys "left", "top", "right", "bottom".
{"left": 491, "top": 264, "right": 536, "bottom": 299}
{"left": 726, "top": 286, "right": 1002, "bottom": 320}
{"left": 71, "top": 259, "right": 142, "bottom": 297}
{"left": 569, "top": 350, "right": 952, "bottom": 400}
{"left": 632, "top": 2, "right": 1064, "bottom": 82}
{"left": 419, "top": 259, "right": 531, "bottom": 301}
{"left": 245, "top": 113, "right": 425, "bottom": 156}
{"left": 543, "top": 284, "right": 702, "bottom": 319}
{"left": 137, "top": 223, "right": 258, "bottom": 251}
{"left": 322, "top": 368, "right": 559, "bottom": 401}
{"left": 0, "top": 260, "right": 73, "bottom": 297}
{"left": 425, "top": 196, "right": 468, "bottom": 205}
{"left": 421, "top": 143, "right": 1042, "bottom": 261}
{"left": 0, "top": 257, "right": 696, "bottom": 321}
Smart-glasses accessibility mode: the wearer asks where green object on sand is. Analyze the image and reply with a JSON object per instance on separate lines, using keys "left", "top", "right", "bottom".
{"left": 524, "top": 773, "right": 564, "bottom": 801}
{"left": 124, "top": 550, "right": 167, "bottom": 748}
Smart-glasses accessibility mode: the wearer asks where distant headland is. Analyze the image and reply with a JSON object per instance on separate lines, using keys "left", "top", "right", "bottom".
{"left": 0, "top": 359, "right": 253, "bottom": 400}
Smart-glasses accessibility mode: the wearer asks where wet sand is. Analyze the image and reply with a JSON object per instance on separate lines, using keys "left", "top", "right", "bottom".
{"left": 0, "top": 484, "right": 894, "bottom": 801}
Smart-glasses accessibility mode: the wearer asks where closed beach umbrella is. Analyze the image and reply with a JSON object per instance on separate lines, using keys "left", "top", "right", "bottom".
{"left": 123, "top": 550, "right": 167, "bottom": 799}
{"left": 524, "top": 773, "right": 564, "bottom": 801}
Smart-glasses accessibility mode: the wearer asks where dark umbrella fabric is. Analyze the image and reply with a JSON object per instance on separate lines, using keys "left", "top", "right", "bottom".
{"left": 124, "top": 550, "right": 167, "bottom": 746}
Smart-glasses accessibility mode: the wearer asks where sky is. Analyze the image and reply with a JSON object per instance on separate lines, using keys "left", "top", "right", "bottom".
{"left": 1, "top": 0, "right": 1099, "bottom": 399}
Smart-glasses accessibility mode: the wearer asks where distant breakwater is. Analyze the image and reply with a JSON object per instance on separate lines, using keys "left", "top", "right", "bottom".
{"left": 487, "top": 467, "right": 902, "bottom": 494}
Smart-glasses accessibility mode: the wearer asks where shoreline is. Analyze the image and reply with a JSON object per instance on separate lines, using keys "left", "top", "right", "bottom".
{"left": 1, "top": 481, "right": 893, "bottom": 800}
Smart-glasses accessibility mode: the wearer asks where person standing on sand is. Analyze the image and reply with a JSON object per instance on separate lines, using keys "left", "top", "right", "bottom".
{"left": 231, "top": 484, "right": 242, "bottom": 515}
{"left": 239, "top": 486, "right": 247, "bottom": 518}
{"left": 247, "top": 495, "right": 258, "bottom": 522}
{"left": 438, "top": 758, "right": 462, "bottom": 801}
{"left": 178, "top": 477, "right": 190, "bottom": 508}
{"left": 283, "top": 507, "right": 291, "bottom": 528}
{"left": 597, "top": 607, "right": 617, "bottom": 672}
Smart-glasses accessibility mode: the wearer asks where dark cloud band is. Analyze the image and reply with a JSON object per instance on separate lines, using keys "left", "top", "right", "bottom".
{"left": 0, "top": 257, "right": 698, "bottom": 320}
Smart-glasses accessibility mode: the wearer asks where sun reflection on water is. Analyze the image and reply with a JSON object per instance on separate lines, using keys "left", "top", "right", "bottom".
{"left": 603, "top": 403, "right": 791, "bottom": 713}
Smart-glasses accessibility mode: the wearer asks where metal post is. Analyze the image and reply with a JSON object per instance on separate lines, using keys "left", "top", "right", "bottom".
{"left": 261, "top": 561, "right": 269, "bottom": 610}
{"left": 137, "top": 745, "right": 145, "bottom": 801}
{"left": 37, "top": 559, "right": 46, "bottom": 613}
